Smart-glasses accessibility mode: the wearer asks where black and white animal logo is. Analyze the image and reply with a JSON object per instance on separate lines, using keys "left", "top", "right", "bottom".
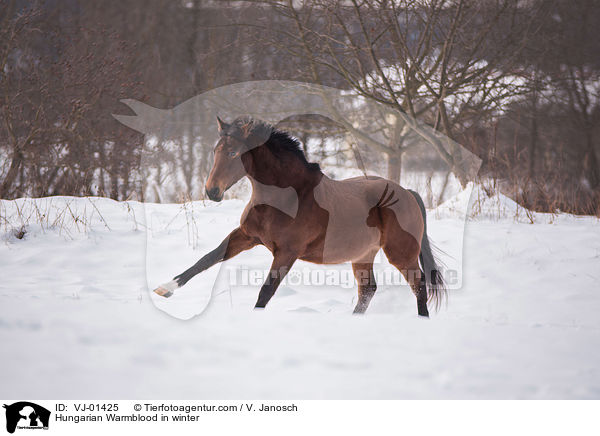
{"left": 3, "top": 402, "right": 50, "bottom": 434}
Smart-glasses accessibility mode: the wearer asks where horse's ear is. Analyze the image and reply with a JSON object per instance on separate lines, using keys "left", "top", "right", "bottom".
{"left": 216, "top": 116, "right": 228, "bottom": 134}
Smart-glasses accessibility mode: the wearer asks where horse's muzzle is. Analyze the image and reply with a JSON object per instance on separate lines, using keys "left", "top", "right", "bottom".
{"left": 206, "top": 187, "right": 223, "bottom": 202}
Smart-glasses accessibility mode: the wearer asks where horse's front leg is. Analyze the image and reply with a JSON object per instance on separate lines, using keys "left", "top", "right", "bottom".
{"left": 254, "top": 251, "right": 297, "bottom": 309}
{"left": 154, "top": 227, "right": 258, "bottom": 297}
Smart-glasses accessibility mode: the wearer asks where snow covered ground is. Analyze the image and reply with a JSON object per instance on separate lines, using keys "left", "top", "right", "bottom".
{"left": 1, "top": 187, "right": 599, "bottom": 399}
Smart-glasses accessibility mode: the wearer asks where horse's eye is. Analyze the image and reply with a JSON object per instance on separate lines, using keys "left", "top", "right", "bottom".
{"left": 228, "top": 151, "right": 237, "bottom": 158}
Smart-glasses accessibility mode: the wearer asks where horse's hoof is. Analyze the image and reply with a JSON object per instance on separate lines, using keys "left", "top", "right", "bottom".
{"left": 153, "top": 280, "right": 179, "bottom": 298}
{"left": 154, "top": 287, "right": 173, "bottom": 298}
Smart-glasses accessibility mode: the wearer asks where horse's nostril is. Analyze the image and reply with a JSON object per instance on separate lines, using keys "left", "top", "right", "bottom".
{"left": 206, "top": 187, "right": 221, "bottom": 201}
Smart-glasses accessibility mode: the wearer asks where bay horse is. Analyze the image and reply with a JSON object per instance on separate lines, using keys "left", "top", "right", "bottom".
{"left": 154, "top": 116, "right": 446, "bottom": 316}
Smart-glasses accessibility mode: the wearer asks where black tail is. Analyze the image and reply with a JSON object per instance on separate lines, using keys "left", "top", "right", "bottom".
{"left": 408, "top": 189, "right": 447, "bottom": 310}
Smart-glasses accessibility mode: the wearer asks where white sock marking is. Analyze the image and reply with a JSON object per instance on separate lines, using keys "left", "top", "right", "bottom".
{"left": 160, "top": 280, "right": 179, "bottom": 292}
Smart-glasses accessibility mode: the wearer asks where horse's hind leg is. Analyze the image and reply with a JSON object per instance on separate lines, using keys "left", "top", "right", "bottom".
{"left": 402, "top": 260, "right": 429, "bottom": 317}
{"left": 383, "top": 245, "right": 429, "bottom": 317}
{"left": 351, "top": 261, "right": 377, "bottom": 314}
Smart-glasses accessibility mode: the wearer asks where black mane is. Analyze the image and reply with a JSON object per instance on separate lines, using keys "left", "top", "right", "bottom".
{"left": 267, "top": 129, "right": 321, "bottom": 172}
{"left": 230, "top": 116, "right": 321, "bottom": 172}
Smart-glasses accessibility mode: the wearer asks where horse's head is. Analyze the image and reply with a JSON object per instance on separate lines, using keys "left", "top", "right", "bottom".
{"left": 205, "top": 116, "right": 271, "bottom": 201}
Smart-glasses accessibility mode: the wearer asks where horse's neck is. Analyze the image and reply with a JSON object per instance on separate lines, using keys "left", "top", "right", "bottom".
{"left": 248, "top": 147, "right": 322, "bottom": 193}
{"left": 248, "top": 177, "right": 300, "bottom": 218}
{"left": 247, "top": 152, "right": 324, "bottom": 218}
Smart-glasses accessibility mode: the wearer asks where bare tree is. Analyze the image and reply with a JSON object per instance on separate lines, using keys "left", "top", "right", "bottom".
{"left": 236, "top": 0, "right": 542, "bottom": 185}
{"left": 0, "top": 2, "right": 143, "bottom": 199}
